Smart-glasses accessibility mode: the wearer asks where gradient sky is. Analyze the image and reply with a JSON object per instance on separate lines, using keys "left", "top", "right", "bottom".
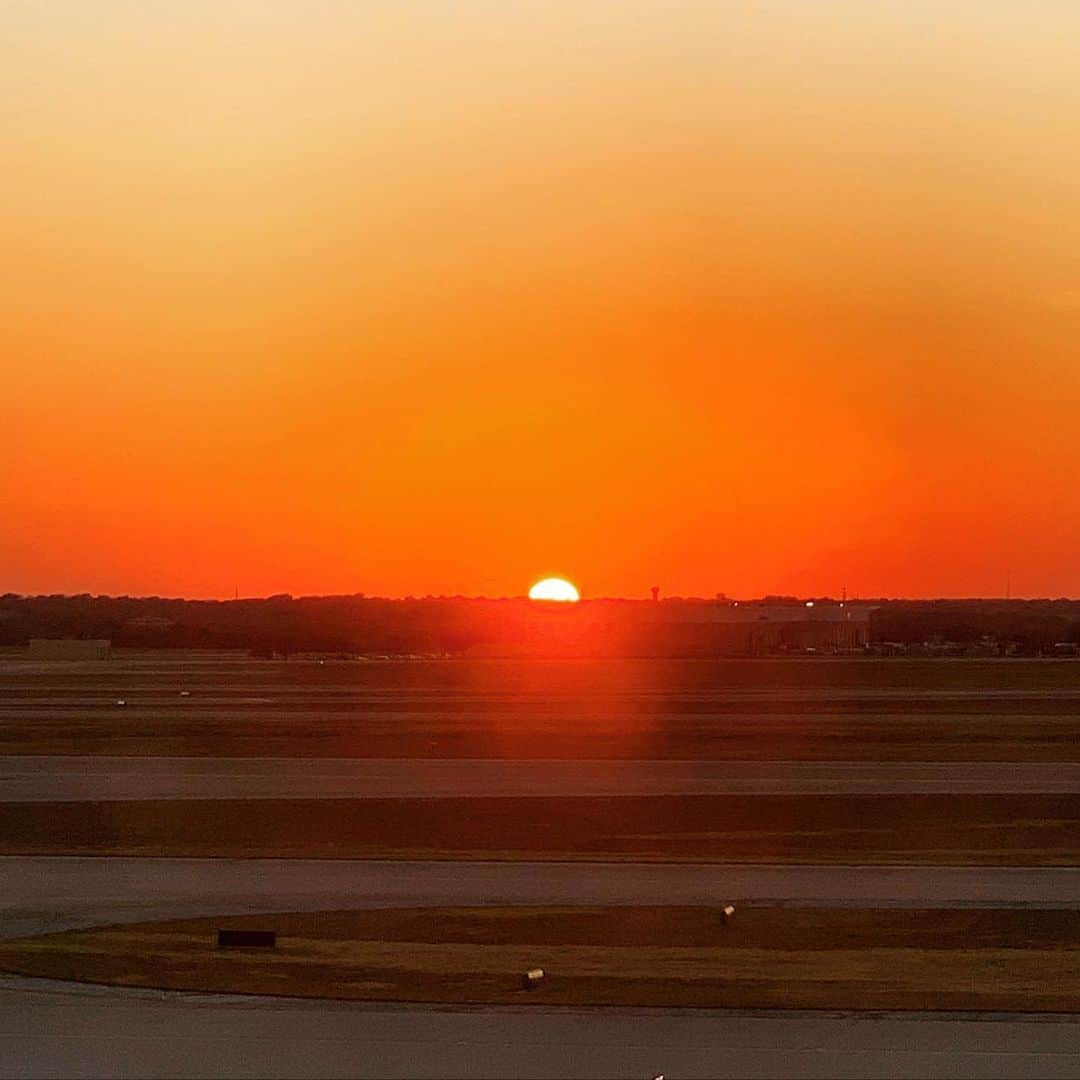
{"left": 4, "top": 1, "right": 1080, "bottom": 599}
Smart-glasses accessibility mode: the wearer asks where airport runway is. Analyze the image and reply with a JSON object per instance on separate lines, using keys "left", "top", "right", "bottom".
{"left": 3, "top": 857, "right": 1079, "bottom": 938}
{"left": 3, "top": 659, "right": 1079, "bottom": 1078}
{"left": 4, "top": 756, "right": 1080, "bottom": 800}
{"left": 3, "top": 975, "right": 1080, "bottom": 1079}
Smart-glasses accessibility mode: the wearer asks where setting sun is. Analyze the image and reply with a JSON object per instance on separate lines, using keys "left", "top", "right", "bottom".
{"left": 528, "top": 577, "right": 580, "bottom": 603}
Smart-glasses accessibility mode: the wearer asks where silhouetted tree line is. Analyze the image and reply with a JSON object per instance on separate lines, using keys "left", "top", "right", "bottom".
{"left": 2, "top": 593, "right": 1079, "bottom": 656}
{"left": 869, "top": 600, "right": 1080, "bottom": 653}
{"left": 0, "top": 594, "right": 479, "bottom": 655}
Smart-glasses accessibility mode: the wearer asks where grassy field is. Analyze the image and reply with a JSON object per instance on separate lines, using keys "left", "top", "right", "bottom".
{"left": 6, "top": 656, "right": 1080, "bottom": 759}
{"left": 4, "top": 711, "right": 1080, "bottom": 760}
{"left": 2, "top": 793, "right": 1077, "bottom": 863}
{"left": 2, "top": 905, "right": 1077, "bottom": 1012}
{"left": 7, "top": 655, "right": 1080, "bottom": 693}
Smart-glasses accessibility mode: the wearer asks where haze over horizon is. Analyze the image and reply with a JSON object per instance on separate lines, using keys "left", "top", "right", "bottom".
{"left": 5, "top": 2, "right": 1080, "bottom": 600}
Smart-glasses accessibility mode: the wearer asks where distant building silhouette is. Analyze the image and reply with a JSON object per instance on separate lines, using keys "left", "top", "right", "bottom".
{"left": 649, "top": 601, "right": 871, "bottom": 655}
{"left": 28, "top": 638, "right": 111, "bottom": 660}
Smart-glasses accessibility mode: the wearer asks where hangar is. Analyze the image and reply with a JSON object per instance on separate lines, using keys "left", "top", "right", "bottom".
{"left": 653, "top": 601, "right": 873, "bottom": 655}
{"left": 27, "top": 638, "right": 112, "bottom": 660}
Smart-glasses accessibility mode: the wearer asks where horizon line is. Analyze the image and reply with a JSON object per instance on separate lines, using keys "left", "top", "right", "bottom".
{"left": 5, "top": 591, "right": 1080, "bottom": 605}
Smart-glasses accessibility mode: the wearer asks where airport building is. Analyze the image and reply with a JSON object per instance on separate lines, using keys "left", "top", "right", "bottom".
{"left": 649, "top": 601, "right": 872, "bottom": 655}
{"left": 466, "top": 600, "right": 872, "bottom": 657}
{"left": 27, "top": 638, "right": 112, "bottom": 660}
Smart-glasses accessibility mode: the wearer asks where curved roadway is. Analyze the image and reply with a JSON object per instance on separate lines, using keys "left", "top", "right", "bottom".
{"left": 3, "top": 858, "right": 1080, "bottom": 939}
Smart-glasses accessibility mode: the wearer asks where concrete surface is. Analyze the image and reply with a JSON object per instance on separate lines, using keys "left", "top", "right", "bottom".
{"left": 2, "top": 975, "right": 1079, "bottom": 1079}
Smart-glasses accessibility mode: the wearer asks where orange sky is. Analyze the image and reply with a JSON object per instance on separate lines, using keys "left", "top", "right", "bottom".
{"left": 4, "top": 2, "right": 1080, "bottom": 599}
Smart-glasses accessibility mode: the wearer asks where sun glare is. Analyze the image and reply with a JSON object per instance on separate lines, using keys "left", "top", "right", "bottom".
{"left": 528, "top": 577, "right": 580, "bottom": 602}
